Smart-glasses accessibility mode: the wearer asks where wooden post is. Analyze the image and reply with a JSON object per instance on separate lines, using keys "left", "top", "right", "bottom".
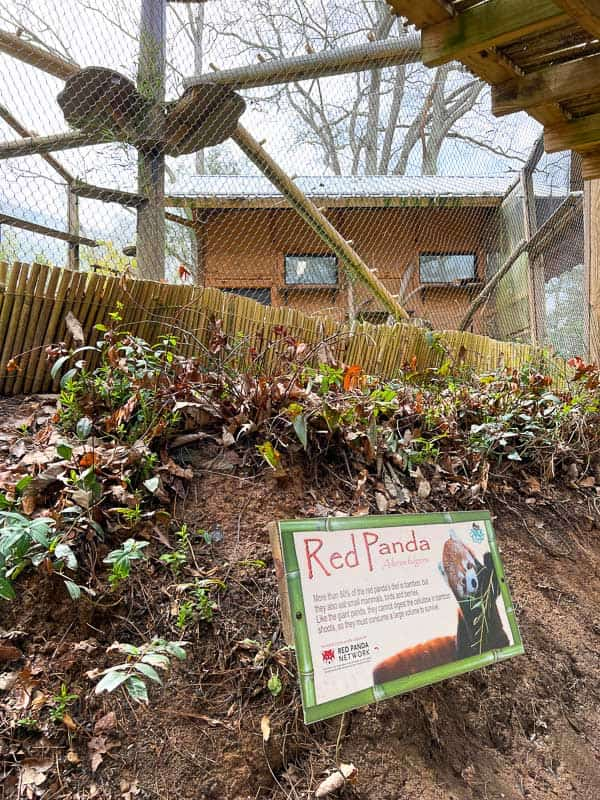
{"left": 194, "top": 211, "right": 209, "bottom": 287}
{"left": 521, "top": 168, "right": 546, "bottom": 346}
{"left": 585, "top": 179, "right": 600, "bottom": 361}
{"left": 231, "top": 123, "right": 409, "bottom": 321}
{"left": 137, "top": 0, "right": 166, "bottom": 281}
{"left": 67, "top": 185, "right": 80, "bottom": 270}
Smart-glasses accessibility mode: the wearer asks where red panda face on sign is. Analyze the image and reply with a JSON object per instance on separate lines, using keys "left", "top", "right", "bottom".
{"left": 439, "top": 530, "right": 481, "bottom": 601}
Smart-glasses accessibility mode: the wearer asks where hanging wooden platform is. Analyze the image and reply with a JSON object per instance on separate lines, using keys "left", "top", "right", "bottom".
{"left": 389, "top": 0, "right": 600, "bottom": 178}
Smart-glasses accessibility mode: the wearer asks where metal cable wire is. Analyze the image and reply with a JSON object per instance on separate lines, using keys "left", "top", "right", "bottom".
{"left": 0, "top": 0, "right": 587, "bottom": 358}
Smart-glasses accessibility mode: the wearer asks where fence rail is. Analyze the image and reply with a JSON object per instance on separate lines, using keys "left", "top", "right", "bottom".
{"left": 0, "top": 261, "right": 567, "bottom": 397}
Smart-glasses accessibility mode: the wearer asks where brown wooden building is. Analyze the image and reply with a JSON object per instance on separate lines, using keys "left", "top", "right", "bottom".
{"left": 166, "top": 175, "right": 560, "bottom": 332}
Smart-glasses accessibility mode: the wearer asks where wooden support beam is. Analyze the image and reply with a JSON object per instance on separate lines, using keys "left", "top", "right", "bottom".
{"left": 527, "top": 191, "right": 583, "bottom": 259}
{"left": 0, "top": 131, "right": 111, "bottom": 160}
{"left": 387, "top": 1, "right": 450, "bottom": 27}
{"left": 459, "top": 240, "right": 528, "bottom": 331}
{"left": 544, "top": 112, "right": 600, "bottom": 153}
{"left": 165, "top": 211, "right": 197, "bottom": 228}
{"left": 136, "top": 0, "right": 166, "bottom": 282}
{"left": 67, "top": 186, "right": 80, "bottom": 270}
{"left": 421, "top": 0, "right": 569, "bottom": 67}
{"left": 0, "top": 29, "right": 78, "bottom": 80}
{"left": 582, "top": 148, "right": 600, "bottom": 180}
{"left": 521, "top": 170, "right": 546, "bottom": 346}
{"left": 0, "top": 102, "right": 74, "bottom": 183}
{"left": 0, "top": 212, "right": 97, "bottom": 247}
{"left": 554, "top": 0, "right": 600, "bottom": 38}
{"left": 523, "top": 134, "right": 545, "bottom": 176}
{"left": 460, "top": 191, "right": 583, "bottom": 331}
{"left": 585, "top": 177, "right": 600, "bottom": 359}
{"left": 184, "top": 36, "right": 421, "bottom": 90}
{"left": 492, "top": 52, "right": 600, "bottom": 117}
{"left": 231, "top": 123, "right": 410, "bottom": 321}
{"left": 71, "top": 181, "right": 147, "bottom": 207}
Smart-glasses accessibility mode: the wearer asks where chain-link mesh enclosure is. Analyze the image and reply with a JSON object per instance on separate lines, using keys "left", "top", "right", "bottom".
{"left": 0, "top": 0, "right": 589, "bottom": 363}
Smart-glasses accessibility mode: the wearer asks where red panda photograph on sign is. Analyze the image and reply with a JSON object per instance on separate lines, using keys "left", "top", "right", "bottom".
{"left": 274, "top": 512, "right": 523, "bottom": 722}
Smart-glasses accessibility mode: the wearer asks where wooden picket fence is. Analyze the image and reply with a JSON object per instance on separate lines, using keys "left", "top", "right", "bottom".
{"left": 0, "top": 261, "right": 567, "bottom": 397}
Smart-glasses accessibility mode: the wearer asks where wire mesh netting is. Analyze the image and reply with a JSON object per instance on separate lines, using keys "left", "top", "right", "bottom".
{"left": 0, "top": 0, "right": 588, "bottom": 360}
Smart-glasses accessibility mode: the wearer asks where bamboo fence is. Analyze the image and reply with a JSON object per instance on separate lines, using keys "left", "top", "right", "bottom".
{"left": 0, "top": 261, "right": 568, "bottom": 396}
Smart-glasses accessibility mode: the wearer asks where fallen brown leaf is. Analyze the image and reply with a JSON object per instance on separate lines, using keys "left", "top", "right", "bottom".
{"left": 94, "top": 710, "right": 117, "bottom": 735}
{"left": 260, "top": 715, "right": 271, "bottom": 742}
{"left": 0, "top": 643, "right": 22, "bottom": 662}
{"left": 21, "top": 758, "right": 53, "bottom": 787}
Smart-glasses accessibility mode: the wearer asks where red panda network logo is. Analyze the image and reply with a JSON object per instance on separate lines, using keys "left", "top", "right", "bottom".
{"left": 321, "top": 648, "right": 335, "bottom": 663}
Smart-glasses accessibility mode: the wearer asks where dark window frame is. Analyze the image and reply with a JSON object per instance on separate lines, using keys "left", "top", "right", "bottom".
{"left": 419, "top": 252, "right": 478, "bottom": 284}
{"left": 284, "top": 253, "right": 338, "bottom": 286}
{"left": 222, "top": 287, "right": 272, "bottom": 305}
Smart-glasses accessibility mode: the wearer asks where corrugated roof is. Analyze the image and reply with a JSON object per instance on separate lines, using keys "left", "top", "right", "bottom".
{"left": 166, "top": 174, "right": 516, "bottom": 209}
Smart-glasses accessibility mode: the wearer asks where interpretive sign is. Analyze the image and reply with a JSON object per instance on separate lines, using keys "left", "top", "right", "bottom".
{"left": 270, "top": 511, "right": 523, "bottom": 723}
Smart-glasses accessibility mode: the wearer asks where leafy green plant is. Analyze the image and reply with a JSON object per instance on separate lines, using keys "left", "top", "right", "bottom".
{"left": 176, "top": 600, "right": 195, "bottom": 630}
{"left": 192, "top": 582, "right": 218, "bottom": 622}
{"left": 0, "top": 475, "right": 35, "bottom": 512}
{"left": 51, "top": 323, "right": 184, "bottom": 444}
{"left": 267, "top": 672, "right": 282, "bottom": 697}
{"left": 50, "top": 683, "right": 78, "bottom": 722}
{"left": 0, "top": 512, "right": 79, "bottom": 600}
{"left": 111, "top": 505, "right": 143, "bottom": 529}
{"left": 159, "top": 524, "right": 196, "bottom": 575}
{"left": 93, "top": 639, "right": 188, "bottom": 704}
{"left": 16, "top": 716, "right": 40, "bottom": 732}
{"left": 103, "top": 538, "right": 148, "bottom": 587}
{"left": 159, "top": 549, "right": 188, "bottom": 574}
{"left": 175, "top": 578, "right": 224, "bottom": 629}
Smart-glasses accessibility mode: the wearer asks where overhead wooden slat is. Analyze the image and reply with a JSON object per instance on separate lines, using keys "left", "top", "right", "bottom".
{"left": 421, "top": 0, "right": 570, "bottom": 67}
{"left": 492, "top": 52, "right": 600, "bottom": 116}
{"left": 562, "top": 96, "right": 600, "bottom": 116}
{"left": 498, "top": 20, "right": 594, "bottom": 67}
{"left": 545, "top": 112, "right": 600, "bottom": 152}
{"left": 514, "top": 39, "right": 600, "bottom": 72}
{"left": 553, "top": 0, "right": 600, "bottom": 38}
{"left": 394, "top": 1, "right": 600, "bottom": 178}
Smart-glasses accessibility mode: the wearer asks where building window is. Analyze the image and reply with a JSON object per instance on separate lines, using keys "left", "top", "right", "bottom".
{"left": 222, "top": 287, "right": 271, "bottom": 305}
{"left": 285, "top": 254, "right": 338, "bottom": 285}
{"left": 419, "top": 253, "right": 476, "bottom": 284}
{"left": 358, "top": 311, "right": 390, "bottom": 325}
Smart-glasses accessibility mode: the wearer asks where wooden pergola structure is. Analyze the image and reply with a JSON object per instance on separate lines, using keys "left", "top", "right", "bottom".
{"left": 388, "top": 0, "right": 600, "bottom": 357}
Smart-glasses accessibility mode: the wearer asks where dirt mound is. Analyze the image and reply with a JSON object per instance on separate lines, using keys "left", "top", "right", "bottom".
{"left": 2, "top": 446, "right": 600, "bottom": 800}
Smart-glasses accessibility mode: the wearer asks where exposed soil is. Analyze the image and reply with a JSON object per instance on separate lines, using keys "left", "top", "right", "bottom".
{"left": 1, "top": 396, "right": 600, "bottom": 799}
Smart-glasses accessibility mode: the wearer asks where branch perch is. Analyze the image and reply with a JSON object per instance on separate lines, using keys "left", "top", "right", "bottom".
{"left": 459, "top": 241, "right": 527, "bottom": 331}
{"left": 231, "top": 122, "right": 409, "bottom": 321}
{"left": 184, "top": 35, "right": 421, "bottom": 90}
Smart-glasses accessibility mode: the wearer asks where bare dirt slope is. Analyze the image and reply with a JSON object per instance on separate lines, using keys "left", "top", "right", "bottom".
{"left": 2, "top": 416, "right": 600, "bottom": 800}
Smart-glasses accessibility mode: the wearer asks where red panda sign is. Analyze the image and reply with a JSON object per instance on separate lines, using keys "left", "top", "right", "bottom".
{"left": 270, "top": 511, "right": 523, "bottom": 723}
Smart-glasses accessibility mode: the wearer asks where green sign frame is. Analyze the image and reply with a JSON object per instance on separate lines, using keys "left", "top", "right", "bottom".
{"left": 272, "top": 511, "right": 523, "bottom": 724}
